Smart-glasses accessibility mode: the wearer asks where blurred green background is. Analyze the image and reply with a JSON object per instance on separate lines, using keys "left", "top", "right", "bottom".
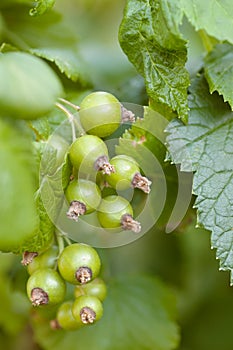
{"left": 0, "top": 1, "right": 233, "bottom": 349}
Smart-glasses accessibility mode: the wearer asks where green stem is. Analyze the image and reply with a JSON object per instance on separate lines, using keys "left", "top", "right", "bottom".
{"left": 55, "top": 102, "right": 85, "bottom": 141}
{"left": 63, "top": 235, "right": 72, "bottom": 246}
{"left": 55, "top": 230, "right": 65, "bottom": 256}
{"left": 58, "top": 98, "right": 80, "bottom": 112}
{"left": 55, "top": 102, "right": 77, "bottom": 141}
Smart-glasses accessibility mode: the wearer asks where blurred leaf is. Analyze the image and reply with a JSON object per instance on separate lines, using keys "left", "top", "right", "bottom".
{"left": 181, "top": 0, "right": 233, "bottom": 44}
{"left": 119, "top": 0, "right": 189, "bottom": 122}
{"left": 204, "top": 43, "right": 233, "bottom": 110}
{"left": 166, "top": 75, "right": 233, "bottom": 283}
{"left": 0, "top": 119, "right": 37, "bottom": 252}
{"left": 2, "top": 5, "right": 87, "bottom": 83}
{"left": 0, "top": 51, "right": 63, "bottom": 119}
{"left": 34, "top": 275, "right": 180, "bottom": 350}
{"left": 0, "top": 274, "right": 30, "bottom": 335}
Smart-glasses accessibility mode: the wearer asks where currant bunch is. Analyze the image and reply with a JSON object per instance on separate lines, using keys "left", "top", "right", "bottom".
{"left": 23, "top": 240, "right": 106, "bottom": 331}
{"left": 65, "top": 90, "right": 152, "bottom": 233}
{"left": 20, "top": 90, "right": 152, "bottom": 332}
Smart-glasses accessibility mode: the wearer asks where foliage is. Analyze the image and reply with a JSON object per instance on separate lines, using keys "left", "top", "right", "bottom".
{"left": 0, "top": 0, "right": 233, "bottom": 349}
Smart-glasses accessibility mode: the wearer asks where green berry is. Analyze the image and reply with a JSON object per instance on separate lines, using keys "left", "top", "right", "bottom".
{"left": 56, "top": 301, "right": 82, "bottom": 331}
{"left": 69, "top": 135, "right": 114, "bottom": 175}
{"left": 97, "top": 195, "right": 141, "bottom": 233}
{"left": 27, "top": 245, "right": 59, "bottom": 275}
{"left": 74, "top": 278, "right": 107, "bottom": 302}
{"left": 58, "top": 243, "right": 101, "bottom": 285}
{"left": 107, "top": 155, "right": 151, "bottom": 193}
{"left": 72, "top": 295, "right": 103, "bottom": 325}
{"left": 65, "top": 179, "right": 101, "bottom": 221}
{"left": 26, "top": 268, "right": 66, "bottom": 306}
{"left": 79, "top": 91, "right": 121, "bottom": 138}
{"left": 0, "top": 52, "right": 63, "bottom": 119}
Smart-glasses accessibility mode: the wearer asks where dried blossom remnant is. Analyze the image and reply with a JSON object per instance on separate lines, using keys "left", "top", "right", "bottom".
{"left": 121, "top": 105, "right": 136, "bottom": 123}
{"left": 80, "top": 307, "right": 96, "bottom": 324}
{"left": 94, "top": 155, "right": 115, "bottom": 175}
{"left": 21, "top": 251, "right": 38, "bottom": 266}
{"left": 66, "top": 200, "right": 86, "bottom": 221}
{"left": 131, "top": 172, "right": 152, "bottom": 194}
{"left": 31, "top": 287, "right": 49, "bottom": 306}
{"left": 121, "top": 213, "right": 141, "bottom": 233}
{"left": 75, "top": 266, "right": 92, "bottom": 284}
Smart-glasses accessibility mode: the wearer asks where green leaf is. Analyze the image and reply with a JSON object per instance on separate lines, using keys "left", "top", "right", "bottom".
{"left": 204, "top": 43, "right": 233, "bottom": 110}
{"left": 29, "top": 0, "right": 55, "bottom": 16}
{"left": 33, "top": 275, "right": 180, "bottom": 350}
{"left": 0, "top": 51, "right": 63, "bottom": 119}
{"left": 181, "top": 0, "right": 233, "bottom": 44}
{"left": 116, "top": 107, "right": 193, "bottom": 233}
{"left": 0, "top": 119, "right": 37, "bottom": 252}
{"left": 2, "top": 6, "right": 87, "bottom": 82}
{"left": 16, "top": 191, "right": 55, "bottom": 254}
{"left": 30, "top": 47, "right": 86, "bottom": 83}
{"left": 166, "top": 75, "right": 233, "bottom": 283}
{"left": 119, "top": 0, "right": 189, "bottom": 122}
{"left": 14, "top": 133, "right": 71, "bottom": 254}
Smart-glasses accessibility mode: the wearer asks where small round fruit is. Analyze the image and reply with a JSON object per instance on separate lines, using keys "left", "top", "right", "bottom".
{"left": 69, "top": 135, "right": 114, "bottom": 175}
{"left": 107, "top": 154, "right": 151, "bottom": 193}
{"left": 79, "top": 91, "right": 121, "bottom": 137}
{"left": 74, "top": 278, "right": 107, "bottom": 301}
{"left": 65, "top": 179, "right": 101, "bottom": 221}
{"left": 97, "top": 195, "right": 141, "bottom": 233}
{"left": 0, "top": 52, "right": 63, "bottom": 119}
{"left": 26, "top": 268, "right": 66, "bottom": 306}
{"left": 72, "top": 295, "right": 103, "bottom": 325}
{"left": 56, "top": 301, "right": 82, "bottom": 331}
{"left": 27, "top": 245, "right": 59, "bottom": 275}
{"left": 58, "top": 243, "right": 101, "bottom": 285}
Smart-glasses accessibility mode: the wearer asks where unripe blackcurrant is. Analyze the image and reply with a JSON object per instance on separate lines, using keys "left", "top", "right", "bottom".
{"left": 55, "top": 301, "right": 82, "bottom": 331}
{"left": 69, "top": 135, "right": 114, "bottom": 175}
{"left": 97, "top": 195, "right": 141, "bottom": 233}
{"left": 26, "top": 268, "right": 66, "bottom": 306}
{"left": 74, "top": 277, "right": 107, "bottom": 301}
{"left": 65, "top": 179, "right": 101, "bottom": 221}
{"left": 107, "top": 154, "right": 151, "bottom": 193}
{"left": 79, "top": 91, "right": 121, "bottom": 138}
{"left": 58, "top": 243, "right": 101, "bottom": 285}
{"left": 27, "top": 245, "right": 59, "bottom": 275}
{"left": 72, "top": 295, "right": 103, "bottom": 325}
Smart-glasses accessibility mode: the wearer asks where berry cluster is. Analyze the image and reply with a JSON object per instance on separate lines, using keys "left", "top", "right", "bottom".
{"left": 22, "top": 91, "right": 152, "bottom": 331}
{"left": 65, "top": 91, "right": 152, "bottom": 233}
{"left": 23, "top": 242, "right": 106, "bottom": 331}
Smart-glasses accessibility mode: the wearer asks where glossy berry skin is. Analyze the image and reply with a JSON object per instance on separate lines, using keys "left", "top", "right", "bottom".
{"left": 97, "top": 195, "right": 133, "bottom": 229}
{"left": 79, "top": 91, "right": 121, "bottom": 138}
{"left": 107, "top": 155, "right": 140, "bottom": 190}
{"left": 72, "top": 295, "right": 103, "bottom": 326}
{"left": 69, "top": 135, "right": 109, "bottom": 174}
{"left": 57, "top": 301, "right": 82, "bottom": 331}
{"left": 27, "top": 245, "right": 59, "bottom": 275}
{"left": 65, "top": 179, "right": 101, "bottom": 214}
{"left": 74, "top": 278, "right": 107, "bottom": 302}
{"left": 58, "top": 243, "right": 101, "bottom": 285}
{"left": 26, "top": 268, "right": 66, "bottom": 306}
